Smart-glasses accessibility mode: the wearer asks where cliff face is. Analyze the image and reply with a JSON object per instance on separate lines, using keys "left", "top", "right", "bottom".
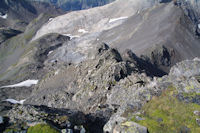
{"left": 175, "top": 0, "right": 200, "bottom": 34}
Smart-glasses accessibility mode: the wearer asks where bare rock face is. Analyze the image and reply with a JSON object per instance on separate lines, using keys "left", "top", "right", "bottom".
{"left": 175, "top": 0, "right": 200, "bottom": 35}
{"left": 7, "top": 105, "right": 86, "bottom": 126}
{"left": 0, "top": 28, "right": 21, "bottom": 44}
{"left": 169, "top": 58, "right": 200, "bottom": 78}
{"left": 113, "top": 121, "right": 148, "bottom": 133}
{"left": 168, "top": 58, "right": 200, "bottom": 95}
{"left": 176, "top": 0, "right": 200, "bottom": 23}
{"left": 141, "top": 45, "right": 175, "bottom": 73}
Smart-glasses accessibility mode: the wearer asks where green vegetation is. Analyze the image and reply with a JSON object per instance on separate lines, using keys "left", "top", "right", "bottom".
{"left": 27, "top": 124, "right": 59, "bottom": 133}
{"left": 131, "top": 86, "right": 200, "bottom": 133}
{"left": 4, "top": 128, "right": 18, "bottom": 133}
{"left": 182, "top": 92, "right": 200, "bottom": 98}
{"left": 185, "top": 85, "right": 195, "bottom": 91}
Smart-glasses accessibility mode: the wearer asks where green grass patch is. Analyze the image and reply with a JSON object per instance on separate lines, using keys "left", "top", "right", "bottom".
{"left": 131, "top": 86, "right": 200, "bottom": 133}
{"left": 27, "top": 124, "right": 59, "bottom": 133}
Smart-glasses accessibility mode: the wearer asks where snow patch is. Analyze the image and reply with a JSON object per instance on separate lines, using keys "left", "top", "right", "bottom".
{"left": 48, "top": 50, "right": 53, "bottom": 56}
{"left": 194, "top": 57, "right": 200, "bottom": 61}
{"left": 48, "top": 18, "right": 53, "bottom": 22}
{"left": 0, "top": 14, "right": 7, "bottom": 19}
{"left": 0, "top": 79, "right": 38, "bottom": 88}
{"left": 4, "top": 99, "right": 26, "bottom": 104}
{"left": 109, "top": 16, "right": 128, "bottom": 23}
{"left": 55, "top": 70, "right": 60, "bottom": 75}
{"left": 78, "top": 29, "right": 88, "bottom": 34}
{"left": 198, "top": 24, "right": 200, "bottom": 29}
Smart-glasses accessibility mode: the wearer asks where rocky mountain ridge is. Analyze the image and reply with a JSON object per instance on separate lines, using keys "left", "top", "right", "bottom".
{"left": 1, "top": 44, "right": 200, "bottom": 133}
{"left": 0, "top": 0, "right": 200, "bottom": 133}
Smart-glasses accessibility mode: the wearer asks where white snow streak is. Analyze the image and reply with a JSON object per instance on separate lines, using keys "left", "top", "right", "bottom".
{"left": 109, "top": 16, "right": 128, "bottom": 23}
{"left": 48, "top": 18, "right": 53, "bottom": 22}
{"left": 48, "top": 50, "right": 53, "bottom": 56}
{"left": 198, "top": 24, "right": 200, "bottom": 29}
{"left": 4, "top": 99, "right": 26, "bottom": 104}
{"left": 0, "top": 14, "right": 7, "bottom": 19}
{"left": 0, "top": 79, "right": 38, "bottom": 88}
{"left": 55, "top": 69, "right": 60, "bottom": 75}
{"left": 78, "top": 29, "right": 88, "bottom": 33}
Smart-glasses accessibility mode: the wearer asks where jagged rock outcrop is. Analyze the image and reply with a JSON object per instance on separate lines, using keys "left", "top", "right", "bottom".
{"left": 23, "top": 44, "right": 161, "bottom": 132}
{"left": 1, "top": 44, "right": 200, "bottom": 132}
{"left": 174, "top": 0, "right": 200, "bottom": 36}
{"left": 141, "top": 45, "right": 175, "bottom": 73}
{"left": 112, "top": 121, "right": 148, "bottom": 133}
{"left": 103, "top": 58, "right": 200, "bottom": 133}
{"left": 26, "top": 44, "right": 138, "bottom": 110}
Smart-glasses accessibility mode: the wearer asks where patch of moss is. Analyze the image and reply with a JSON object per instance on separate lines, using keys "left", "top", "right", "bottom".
{"left": 108, "top": 80, "right": 117, "bottom": 86}
{"left": 58, "top": 115, "right": 69, "bottom": 123}
{"left": 132, "top": 86, "right": 200, "bottom": 133}
{"left": 186, "top": 85, "right": 195, "bottom": 91}
{"left": 27, "top": 124, "right": 59, "bottom": 133}
{"left": 3, "top": 128, "right": 18, "bottom": 133}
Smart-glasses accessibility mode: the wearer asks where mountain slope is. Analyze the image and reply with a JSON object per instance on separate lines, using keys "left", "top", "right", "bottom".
{"left": 100, "top": 2, "right": 200, "bottom": 72}
{"left": 32, "top": 0, "right": 200, "bottom": 73}
{"left": 32, "top": 0, "right": 157, "bottom": 40}
{"left": 29, "top": 0, "right": 115, "bottom": 11}
{"left": 0, "top": 0, "right": 62, "bottom": 31}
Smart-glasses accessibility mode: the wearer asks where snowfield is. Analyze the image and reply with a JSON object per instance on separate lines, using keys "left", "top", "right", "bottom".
{"left": 0, "top": 79, "right": 38, "bottom": 88}
{"left": 3, "top": 99, "right": 26, "bottom": 104}
{"left": 109, "top": 16, "right": 128, "bottom": 23}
